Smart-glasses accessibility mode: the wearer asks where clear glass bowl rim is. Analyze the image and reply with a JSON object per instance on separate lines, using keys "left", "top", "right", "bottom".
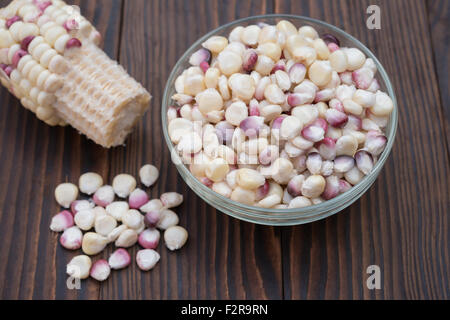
{"left": 162, "top": 14, "right": 398, "bottom": 224}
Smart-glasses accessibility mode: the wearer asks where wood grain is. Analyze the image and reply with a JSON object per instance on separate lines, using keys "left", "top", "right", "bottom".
{"left": 0, "top": 0, "right": 448, "bottom": 300}
{"left": 275, "top": 0, "right": 449, "bottom": 300}
{"left": 427, "top": 0, "right": 449, "bottom": 152}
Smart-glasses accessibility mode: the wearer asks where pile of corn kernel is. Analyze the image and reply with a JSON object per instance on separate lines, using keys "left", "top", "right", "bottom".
{"left": 168, "top": 20, "right": 394, "bottom": 209}
{"left": 50, "top": 165, "right": 188, "bottom": 281}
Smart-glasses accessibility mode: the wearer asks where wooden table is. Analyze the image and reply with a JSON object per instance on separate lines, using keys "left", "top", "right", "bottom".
{"left": 0, "top": 0, "right": 448, "bottom": 300}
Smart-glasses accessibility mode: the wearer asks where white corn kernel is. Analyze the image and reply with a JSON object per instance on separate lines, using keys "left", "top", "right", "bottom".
{"left": 336, "top": 84, "right": 357, "bottom": 101}
{"left": 301, "top": 175, "right": 326, "bottom": 198}
{"left": 105, "top": 201, "right": 129, "bottom": 221}
{"left": 0, "top": 29, "right": 15, "bottom": 48}
{"left": 288, "top": 196, "right": 312, "bottom": 208}
{"left": 299, "top": 26, "right": 319, "bottom": 39}
{"left": 257, "top": 42, "right": 282, "bottom": 61}
{"left": 115, "top": 229, "right": 138, "bottom": 248}
{"left": 271, "top": 158, "right": 295, "bottom": 184}
{"left": 336, "top": 135, "right": 358, "bottom": 156}
{"left": 255, "top": 76, "right": 271, "bottom": 100}
{"left": 264, "top": 83, "right": 285, "bottom": 104}
{"left": 292, "top": 46, "right": 317, "bottom": 66}
{"left": 36, "top": 106, "right": 53, "bottom": 121}
{"left": 226, "top": 170, "right": 238, "bottom": 189}
{"left": 79, "top": 172, "right": 103, "bottom": 195}
{"left": 204, "top": 67, "right": 220, "bottom": 88}
{"left": 260, "top": 104, "right": 282, "bottom": 122}
{"left": 280, "top": 116, "right": 303, "bottom": 139}
{"left": 197, "top": 88, "right": 224, "bottom": 114}
{"left": 342, "top": 99, "right": 363, "bottom": 115}
{"left": 67, "top": 255, "right": 92, "bottom": 279}
{"left": 276, "top": 20, "right": 298, "bottom": 38}
{"left": 136, "top": 249, "right": 160, "bottom": 271}
{"left": 255, "top": 55, "right": 275, "bottom": 76}
{"left": 212, "top": 182, "right": 232, "bottom": 198}
{"left": 112, "top": 174, "right": 136, "bottom": 198}
{"left": 139, "top": 164, "right": 159, "bottom": 187}
{"left": 45, "top": 26, "right": 67, "bottom": 46}
{"left": 74, "top": 209, "right": 95, "bottom": 231}
{"left": 168, "top": 118, "right": 194, "bottom": 143}
{"left": 225, "top": 101, "right": 248, "bottom": 126}
{"left": 259, "top": 25, "right": 279, "bottom": 44}
{"left": 122, "top": 209, "right": 144, "bottom": 230}
{"left": 353, "top": 89, "right": 375, "bottom": 108}
{"left": 40, "top": 21, "right": 57, "bottom": 35}
{"left": 202, "top": 36, "right": 228, "bottom": 53}
{"left": 344, "top": 48, "right": 365, "bottom": 71}
{"left": 82, "top": 232, "right": 108, "bottom": 256}
{"left": 95, "top": 215, "right": 117, "bottom": 236}
{"left": 329, "top": 50, "right": 348, "bottom": 72}
{"left": 231, "top": 187, "right": 256, "bottom": 205}
{"left": 54, "top": 183, "right": 78, "bottom": 208}
{"left": 228, "top": 73, "right": 256, "bottom": 101}
{"left": 36, "top": 70, "right": 51, "bottom": 89}
{"left": 308, "top": 60, "right": 332, "bottom": 86}
{"left": 28, "top": 64, "right": 45, "bottom": 84}
{"left": 370, "top": 91, "right": 394, "bottom": 116}
{"left": 313, "top": 38, "right": 330, "bottom": 59}
{"left": 258, "top": 194, "right": 282, "bottom": 208}
{"left": 160, "top": 192, "right": 184, "bottom": 208}
{"left": 16, "top": 55, "right": 32, "bottom": 72}
{"left": 275, "top": 70, "right": 291, "bottom": 91}
{"left": 229, "top": 26, "right": 244, "bottom": 42}
{"left": 21, "top": 59, "right": 38, "bottom": 78}
{"left": 344, "top": 167, "right": 364, "bottom": 185}
{"left": 362, "top": 118, "right": 380, "bottom": 132}
{"left": 293, "top": 80, "right": 317, "bottom": 103}
{"left": 241, "top": 25, "right": 261, "bottom": 46}
{"left": 218, "top": 75, "right": 231, "bottom": 100}
{"left": 177, "top": 131, "right": 203, "bottom": 154}
{"left": 31, "top": 43, "right": 51, "bottom": 61}
{"left": 206, "top": 158, "right": 230, "bottom": 182}
{"left": 175, "top": 74, "right": 185, "bottom": 93}
{"left": 156, "top": 209, "right": 179, "bottom": 230}
{"left": 44, "top": 74, "right": 63, "bottom": 93}
{"left": 164, "top": 226, "right": 188, "bottom": 251}
{"left": 106, "top": 224, "right": 128, "bottom": 243}
{"left": 184, "top": 73, "right": 205, "bottom": 96}
{"left": 94, "top": 206, "right": 109, "bottom": 220}
{"left": 140, "top": 199, "right": 163, "bottom": 214}
{"left": 54, "top": 33, "right": 71, "bottom": 53}
{"left": 217, "top": 50, "right": 242, "bottom": 76}
{"left": 9, "top": 21, "right": 24, "bottom": 42}
{"left": 236, "top": 168, "right": 266, "bottom": 190}
{"left": 70, "top": 200, "right": 96, "bottom": 216}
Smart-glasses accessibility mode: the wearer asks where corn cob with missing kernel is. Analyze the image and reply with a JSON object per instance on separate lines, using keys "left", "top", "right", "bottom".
{"left": 0, "top": 0, "right": 151, "bottom": 148}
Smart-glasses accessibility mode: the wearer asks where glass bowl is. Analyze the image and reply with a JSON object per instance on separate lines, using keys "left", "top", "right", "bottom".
{"left": 162, "top": 14, "right": 398, "bottom": 226}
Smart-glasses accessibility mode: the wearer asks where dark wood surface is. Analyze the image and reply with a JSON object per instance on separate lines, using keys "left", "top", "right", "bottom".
{"left": 0, "top": 0, "right": 448, "bottom": 300}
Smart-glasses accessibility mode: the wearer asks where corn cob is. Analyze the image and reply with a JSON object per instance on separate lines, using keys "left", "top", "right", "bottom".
{"left": 0, "top": 0, "right": 151, "bottom": 147}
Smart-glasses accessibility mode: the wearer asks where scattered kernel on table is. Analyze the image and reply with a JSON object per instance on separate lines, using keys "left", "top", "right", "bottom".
{"left": 49, "top": 165, "right": 188, "bottom": 283}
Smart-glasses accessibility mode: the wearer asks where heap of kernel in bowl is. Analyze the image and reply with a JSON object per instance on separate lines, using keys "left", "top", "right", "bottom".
{"left": 167, "top": 20, "right": 394, "bottom": 209}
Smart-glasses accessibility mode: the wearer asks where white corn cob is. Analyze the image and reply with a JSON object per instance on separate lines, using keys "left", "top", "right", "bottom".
{"left": 0, "top": 0, "right": 151, "bottom": 147}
